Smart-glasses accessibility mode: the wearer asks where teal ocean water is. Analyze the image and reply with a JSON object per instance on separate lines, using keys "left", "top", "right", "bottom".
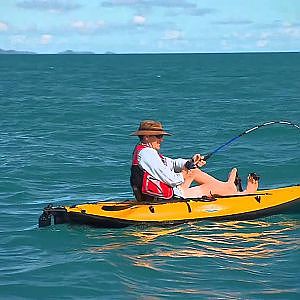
{"left": 0, "top": 53, "right": 299, "bottom": 299}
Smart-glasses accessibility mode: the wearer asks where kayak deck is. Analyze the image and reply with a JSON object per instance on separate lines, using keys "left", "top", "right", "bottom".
{"left": 39, "top": 185, "right": 300, "bottom": 228}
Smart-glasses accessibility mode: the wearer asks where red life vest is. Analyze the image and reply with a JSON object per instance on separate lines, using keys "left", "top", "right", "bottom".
{"left": 130, "top": 144, "right": 174, "bottom": 201}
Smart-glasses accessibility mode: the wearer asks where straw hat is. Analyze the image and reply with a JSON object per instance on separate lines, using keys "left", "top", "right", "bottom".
{"left": 131, "top": 120, "right": 171, "bottom": 136}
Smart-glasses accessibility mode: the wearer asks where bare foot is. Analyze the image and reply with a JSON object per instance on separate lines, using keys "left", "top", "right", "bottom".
{"left": 228, "top": 168, "right": 238, "bottom": 184}
{"left": 244, "top": 174, "right": 259, "bottom": 193}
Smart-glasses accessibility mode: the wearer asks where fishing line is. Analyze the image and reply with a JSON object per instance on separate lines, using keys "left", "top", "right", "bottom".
{"left": 203, "top": 120, "right": 300, "bottom": 161}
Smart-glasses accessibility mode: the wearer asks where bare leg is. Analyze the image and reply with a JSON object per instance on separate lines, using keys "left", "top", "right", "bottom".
{"left": 181, "top": 168, "right": 237, "bottom": 187}
{"left": 180, "top": 167, "right": 238, "bottom": 198}
{"left": 180, "top": 172, "right": 259, "bottom": 198}
{"left": 181, "top": 181, "right": 237, "bottom": 198}
{"left": 181, "top": 167, "right": 237, "bottom": 189}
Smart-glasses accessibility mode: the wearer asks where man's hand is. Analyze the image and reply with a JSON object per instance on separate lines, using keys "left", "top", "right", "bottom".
{"left": 184, "top": 159, "right": 196, "bottom": 170}
{"left": 192, "top": 153, "right": 206, "bottom": 168}
{"left": 184, "top": 154, "right": 206, "bottom": 171}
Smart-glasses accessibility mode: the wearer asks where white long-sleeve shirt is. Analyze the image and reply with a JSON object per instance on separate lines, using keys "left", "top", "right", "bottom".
{"left": 137, "top": 147, "right": 187, "bottom": 196}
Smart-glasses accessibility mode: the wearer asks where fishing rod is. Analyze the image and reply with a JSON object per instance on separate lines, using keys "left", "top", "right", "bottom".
{"left": 203, "top": 120, "right": 300, "bottom": 161}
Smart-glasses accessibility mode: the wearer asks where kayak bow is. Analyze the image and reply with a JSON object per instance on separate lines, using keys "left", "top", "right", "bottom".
{"left": 39, "top": 185, "right": 300, "bottom": 228}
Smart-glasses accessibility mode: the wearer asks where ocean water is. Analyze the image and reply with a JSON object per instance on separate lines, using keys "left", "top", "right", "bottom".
{"left": 0, "top": 53, "right": 299, "bottom": 299}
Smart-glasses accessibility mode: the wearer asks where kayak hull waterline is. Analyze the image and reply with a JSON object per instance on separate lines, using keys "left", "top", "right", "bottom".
{"left": 39, "top": 185, "right": 300, "bottom": 228}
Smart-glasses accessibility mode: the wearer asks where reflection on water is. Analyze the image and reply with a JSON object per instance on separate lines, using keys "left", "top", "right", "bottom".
{"left": 86, "top": 218, "right": 299, "bottom": 262}
{"left": 173, "top": 220, "right": 299, "bottom": 260}
{"left": 87, "top": 227, "right": 183, "bottom": 254}
{"left": 80, "top": 217, "right": 300, "bottom": 298}
{"left": 130, "top": 227, "right": 182, "bottom": 243}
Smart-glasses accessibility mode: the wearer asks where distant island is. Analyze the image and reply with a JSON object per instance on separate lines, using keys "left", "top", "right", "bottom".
{"left": 57, "top": 50, "right": 95, "bottom": 55}
{"left": 0, "top": 48, "right": 36, "bottom": 54}
{"left": 0, "top": 48, "right": 117, "bottom": 55}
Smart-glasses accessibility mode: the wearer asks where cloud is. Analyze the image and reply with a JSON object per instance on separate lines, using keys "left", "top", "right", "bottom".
{"left": 133, "top": 15, "right": 146, "bottom": 25}
{"left": 102, "top": 0, "right": 197, "bottom": 9}
{"left": 17, "top": 0, "right": 81, "bottom": 13}
{"left": 71, "top": 20, "right": 106, "bottom": 34}
{"left": 163, "top": 30, "right": 183, "bottom": 40}
{"left": 102, "top": 0, "right": 138, "bottom": 5}
{"left": 0, "top": 21, "right": 9, "bottom": 32}
{"left": 72, "top": 20, "right": 89, "bottom": 30}
{"left": 101, "top": 0, "right": 216, "bottom": 19}
{"left": 165, "top": 7, "right": 216, "bottom": 17}
{"left": 186, "top": 8, "right": 216, "bottom": 16}
{"left": 254, "top": 21, "right": 300, "bottom": 42}
{"left": 40, "top": 34, "right": 53, "bottom": 44}
{"left": 281, "top": 22, "right": 300, "bottom": 38}
{"left": 221, "top": 40, "right": 231, "bottom": 50}
{"left": 10, "top": 35, "right": 27, "bottom": 45}
{"left": 256, "top": 39, "right": 268, "bottom": 48}
{"left": 223, "top": 31, "right": 253, "bottom": 41}
{"left": 214, "top": 19, "right": 253, "bottom": 26}
{"left": 260, "top": 32, "right": 271, "bottom": 39}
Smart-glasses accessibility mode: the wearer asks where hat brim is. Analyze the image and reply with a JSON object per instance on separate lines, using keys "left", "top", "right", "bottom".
{"left": 131, "top": 130, "right": 172, "bottom": 136}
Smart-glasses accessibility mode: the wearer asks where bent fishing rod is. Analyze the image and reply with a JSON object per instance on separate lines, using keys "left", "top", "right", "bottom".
{"left": 203, "top": 120, "right": 300, "bottom": 161}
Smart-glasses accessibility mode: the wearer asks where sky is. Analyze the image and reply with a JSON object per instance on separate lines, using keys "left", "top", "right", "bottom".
{"left": 0, "top": 0, "right": 300, "bottom": 53}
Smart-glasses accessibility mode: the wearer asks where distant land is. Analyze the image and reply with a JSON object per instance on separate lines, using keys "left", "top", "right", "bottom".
{"left": 1, "top": 48, "right": 297, "bottom": 55}
{"left": 0, "top": 48, "right": 117, "bottom": 55}
{"left": 0, "top": 48, "right": 36, "bottom": 54}
{"left": 57, "top": 50, "right": 95, "bottom": 54}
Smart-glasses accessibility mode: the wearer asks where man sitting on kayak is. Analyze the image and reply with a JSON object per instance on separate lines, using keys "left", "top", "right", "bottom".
{"left": 130, "top": 120, "right": 259, "bottom": 201}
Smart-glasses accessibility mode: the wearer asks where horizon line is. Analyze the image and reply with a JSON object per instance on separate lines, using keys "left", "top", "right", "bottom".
{"left": 0, "top": 49, "right": 299, "bottom": 55}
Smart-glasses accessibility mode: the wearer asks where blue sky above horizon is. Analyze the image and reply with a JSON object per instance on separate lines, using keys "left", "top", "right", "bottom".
{"left": 0, "top": 0, "right": 299, "bottom": 53}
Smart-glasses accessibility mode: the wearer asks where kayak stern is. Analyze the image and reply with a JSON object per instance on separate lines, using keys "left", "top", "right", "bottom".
{"left": 38, "top": 205, "right": 69, "bottom": 227}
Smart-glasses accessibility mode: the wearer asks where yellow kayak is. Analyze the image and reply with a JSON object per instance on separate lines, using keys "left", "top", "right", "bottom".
{"left": 38, "top": 185, "right": 300, "bottom": 228}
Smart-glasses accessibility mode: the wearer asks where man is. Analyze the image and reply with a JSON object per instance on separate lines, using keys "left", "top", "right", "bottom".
{"left": 130, "top": 120, "right": 258, "bottom": 201}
